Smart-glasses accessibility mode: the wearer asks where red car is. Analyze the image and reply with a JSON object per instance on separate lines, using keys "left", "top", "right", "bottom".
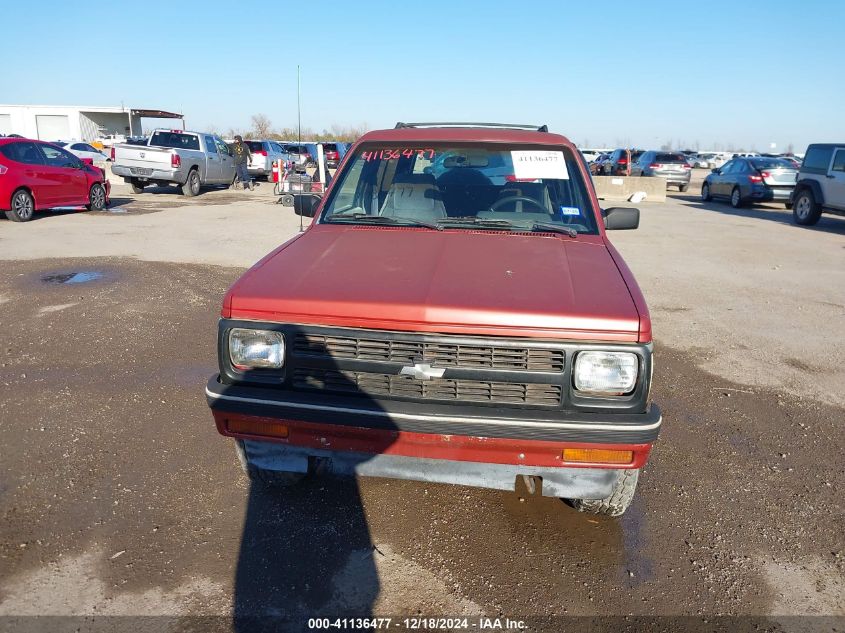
{"left": 0, "top": 137, "right": 110, "bottom": 222}
{"left": 206, "top": 123, "right": 660, "bottom": 517}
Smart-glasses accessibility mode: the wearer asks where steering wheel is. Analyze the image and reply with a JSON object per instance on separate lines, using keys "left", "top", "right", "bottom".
{"left": 489, "top": 195, "right": 548, "bottom": 213}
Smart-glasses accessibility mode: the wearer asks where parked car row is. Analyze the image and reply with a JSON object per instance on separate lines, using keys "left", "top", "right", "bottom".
{"left": 699, "top": 145, "right": 845, "bottom": 226}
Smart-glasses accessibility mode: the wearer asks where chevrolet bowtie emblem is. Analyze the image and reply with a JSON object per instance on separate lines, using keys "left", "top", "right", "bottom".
{"left": 399, "top": 363, "right": 445, "bottom": 381}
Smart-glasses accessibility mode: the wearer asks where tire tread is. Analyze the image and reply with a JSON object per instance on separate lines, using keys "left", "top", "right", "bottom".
{"left": 572, "top": 469, "right": 639, "bottom": 517}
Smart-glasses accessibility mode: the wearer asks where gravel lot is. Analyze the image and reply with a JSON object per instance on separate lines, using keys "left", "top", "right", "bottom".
{"left": 1, "top": 176, "right": 843, "bottom": 631}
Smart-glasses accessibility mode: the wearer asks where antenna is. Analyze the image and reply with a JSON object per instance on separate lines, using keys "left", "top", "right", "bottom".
{"left": 297, "top": 65, "right": 302, "bottom": 145}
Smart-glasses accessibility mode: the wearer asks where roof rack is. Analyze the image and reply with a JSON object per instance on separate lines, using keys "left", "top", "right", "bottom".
{"left": 395, "top": 122, "right": 548, "bottom": 132}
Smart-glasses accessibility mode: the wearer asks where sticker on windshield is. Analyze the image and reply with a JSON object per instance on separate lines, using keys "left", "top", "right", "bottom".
{"left": 511, "top": 150, "right": 569, "bottom": 180}
{"left": 559, "top": 206, "right": 580, "bottom": 216}
{"left": 361, "top": 148, "right": 435, "bottom": 161}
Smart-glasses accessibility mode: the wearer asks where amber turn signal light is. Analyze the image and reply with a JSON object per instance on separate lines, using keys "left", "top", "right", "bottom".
{"left": 563, "top": 448, "right": 633, "bottom": 464}
{"left": 226, "top": 419, "right": 289, "bottom": 438}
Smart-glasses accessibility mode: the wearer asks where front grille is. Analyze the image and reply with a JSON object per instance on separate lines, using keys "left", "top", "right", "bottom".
{"left": 294, "top": 334, "right": 564, "bottom": 372}
{"left": 293, "top": 368, "right": 562, "bottom": 406}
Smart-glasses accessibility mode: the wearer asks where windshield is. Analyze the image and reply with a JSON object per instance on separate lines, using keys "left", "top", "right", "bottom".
{"left": 320, "top": 143, "right": 598, "bottom": 234}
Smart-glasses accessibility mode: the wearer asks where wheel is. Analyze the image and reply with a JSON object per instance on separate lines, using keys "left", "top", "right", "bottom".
{"left": 181, "top": 169, "right": 200, "bottom": 197}
{"left": 86, "top": 183, "right": 106, "bottom": 211}
{"left": 5, "top": 189, "right": 35, "bottom": 222}
{"left": 570, "top": 469, "right": 639, "bottom": 517}
{"left": 701, "top": 182, "right": 712, "bottom": 201}
{"left": 678, "top": 184, "right": 689, "bottom": 192}
{"left": 234, "top": 441, "right": 305, "bottom": 488}
{"left": 792, "top": 189, "right": 822, "bottom": 226}
{"left": 130, "top": 180, "right": 146, "bottom": 194}
{"left": 730, "top": 186, "right": 744, "bottom": 208}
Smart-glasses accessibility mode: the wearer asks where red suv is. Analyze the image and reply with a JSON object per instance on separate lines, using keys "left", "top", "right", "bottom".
{"left": 0, "top": 138, "right": 110, "bottom": 222}
{"left": 206, "top": 123, "right": 660, "bottom": 516}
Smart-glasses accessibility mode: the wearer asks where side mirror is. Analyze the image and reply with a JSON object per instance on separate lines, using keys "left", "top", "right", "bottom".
{"left": 603, "top": 207, "right": 640, "bottom": 230}
{"left": 81, "top": 158, "right": 94, "bottom": 166}
{"left": 711, "top": 168, "right": 720, "bottom": 174}
{"left": 293, "top": 193, "right": 322, "bottom": 218}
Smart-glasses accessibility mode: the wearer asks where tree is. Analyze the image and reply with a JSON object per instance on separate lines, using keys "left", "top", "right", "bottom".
{"left": 250, "top": 114, "right": 273, "bottom": 139}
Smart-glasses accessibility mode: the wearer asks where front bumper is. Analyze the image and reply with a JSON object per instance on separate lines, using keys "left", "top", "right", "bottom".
{"left": 207, "top": 375, "right": 662, "bottom": 445}
{"left": 238, "top": 439, "right": 627, "bottom": 498}
{"left": 207, "top": 375, "right": 661, "bottom": 494}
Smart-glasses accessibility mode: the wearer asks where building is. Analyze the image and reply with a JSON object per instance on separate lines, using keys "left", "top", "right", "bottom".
{"left": 0, "top": 104, "right": 184, "bottom": 142}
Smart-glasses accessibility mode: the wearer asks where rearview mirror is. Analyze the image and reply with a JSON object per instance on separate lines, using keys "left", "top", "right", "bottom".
{"left": 603, "top": 207, "right": 639, "bottom": 230}
{"left": 293, "top": 193, "right": 322, "bottom": 218}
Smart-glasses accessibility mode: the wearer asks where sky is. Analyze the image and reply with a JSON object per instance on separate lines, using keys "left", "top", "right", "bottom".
{"left": 2, "top": 0, "right": 843, "bottom": 151}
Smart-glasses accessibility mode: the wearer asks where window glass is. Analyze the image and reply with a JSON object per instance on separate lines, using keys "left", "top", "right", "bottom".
{"left": 0, "top": 141, "right": 45, "bottom": 164}
{"left": 321, "top": 144, "right": 598, "bottom": 234}
{"left": 750, "top": 158, "right": 796, "bottom": 170}
{"left": 149, "top": 131, "right": 200, "bottom": 151}
{"left": 204, "top": 135, "right": 217, "bottom": 153}
{"left": 720, "top": 160, "right": 736, "bottom": 174}
{"left": 802, "top": 147, "right": 833, "bottom": 173}
{"left": 40, "top": 144, "right": 79, "bottom": 168}
{"left": 215, "top": 138, "right": 231, "bottom": 155}
{"left": 655, "top": 153, "right": 686, "bottom": 162}
{"left": 831, "top": 149, "right": 845, "bottom": 173}
{"left": 246, "top": 141, "right": 264, "bottom": 153}
{"left": 71, "top": 143, "right": 89, "bottom": 151}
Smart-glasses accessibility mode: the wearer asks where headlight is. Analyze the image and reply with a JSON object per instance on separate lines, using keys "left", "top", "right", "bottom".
{"left": 573, "top": 351, "right": 638, "bottom": 395}
{"left": 229, "top": 328, "right": 285, "bottom": 370}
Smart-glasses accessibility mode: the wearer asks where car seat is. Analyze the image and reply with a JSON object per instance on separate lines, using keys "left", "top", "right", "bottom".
{"left": 380, "top": 173, "right": 447, "bottom": 221}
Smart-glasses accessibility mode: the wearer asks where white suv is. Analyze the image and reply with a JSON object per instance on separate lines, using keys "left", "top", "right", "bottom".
{"left": 791, "top": 144, "right": 845, "bottom": 225}
{"left": 245, "top": 140, "right": 290, "bottom": 180}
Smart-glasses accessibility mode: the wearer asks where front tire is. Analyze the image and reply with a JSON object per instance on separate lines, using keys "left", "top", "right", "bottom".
{"left": 730, "top": 186, "right": 744, "bottom": 208}
{"left": 793, "top": 189, "right": 821, "bottom": 226}
{"left": 234, "top": 441, "right": 305, "bottom": 488}
{"left": 86, "top": 183, "right": 106, "bottom": 211}
{"left": 181, "top": 169, "right": 200, "bottom": 197}
{"left": 571, "top": 469, "right": 639, "bottom": 517}
{"left": 701, "top": 182, "right": 712, "bottom": 201}
{"left": 5, "top": 189, "right": 35, "bottom": 222}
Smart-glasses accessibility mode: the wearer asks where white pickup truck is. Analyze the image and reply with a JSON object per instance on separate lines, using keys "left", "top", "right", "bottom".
{"left": 111, "top": 129, "right": 236, "bottom": 196}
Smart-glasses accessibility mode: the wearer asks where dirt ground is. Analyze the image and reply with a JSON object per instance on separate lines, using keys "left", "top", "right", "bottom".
{"left": 0, "top": 176, "right": 843, "bottom": 632}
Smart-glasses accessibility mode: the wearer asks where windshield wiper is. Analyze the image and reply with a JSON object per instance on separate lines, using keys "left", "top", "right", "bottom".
{"left": 436, "top": 217, "right": 515, "bottom": 229}
{"left": 530, "top": 222, "right": 578, "bottom": 238}
{"left": 326, "top": 213, "right": 442, "bottom": 230}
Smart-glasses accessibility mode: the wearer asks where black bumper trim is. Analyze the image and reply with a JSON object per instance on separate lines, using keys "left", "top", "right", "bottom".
{"left": 206, "top": 376, "right": 661, "bottom": 444}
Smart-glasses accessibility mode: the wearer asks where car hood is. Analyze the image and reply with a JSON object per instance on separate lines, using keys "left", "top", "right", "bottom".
{"left": 227, "top": 225, "right": 642, "bottom": 341}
